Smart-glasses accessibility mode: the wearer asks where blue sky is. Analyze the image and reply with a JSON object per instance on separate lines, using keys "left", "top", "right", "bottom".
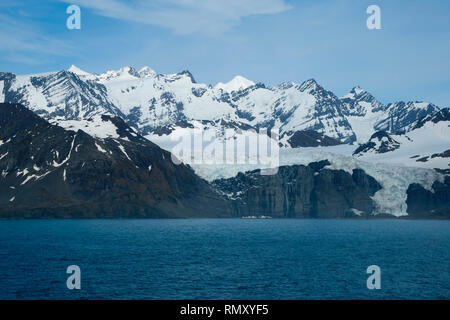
{"left": 1, "top": 0, "right": 450, "bottom": 107}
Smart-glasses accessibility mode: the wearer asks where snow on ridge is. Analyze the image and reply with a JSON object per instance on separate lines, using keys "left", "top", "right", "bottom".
{"left": 341, "top": 86, "right": 365, "bottom": 99}
{"left": 356, "top": 119, "right": 450, "bottom": 170}
{"left": 116, "top": 143, "right": 132, "bottom": 161}
{"left": 68, "top": 65, "right": 91, "bottom": 76}
{"left": 215, "top": 75, "right": 255, "bottom": 92}
{"left": 352, "top": 86, "right": 365, "bottom": 95}
{"left": 138, "top": 66, "right": 156, "bottom": 78}
{"left": 95, "top": 142, "right": 108, "bottom": 154}
{"left": 96, "top": 66, "right": 140, "bottom": 83}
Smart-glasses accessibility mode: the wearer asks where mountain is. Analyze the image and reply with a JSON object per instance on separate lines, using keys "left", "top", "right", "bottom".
{"left": 1, "top": 102, "right": 448, "bottom": 218}
{"left": 1, "top": 66, "right": 449, "bottom": 218}
{"left": 0, "top": 66, "right": 440, "bottom": 145}
{"left": 340, "top": 86, "right": 440, "bottom": 142}
{"left": 280, "top": 130, "right": 343, "bottom": 148}
{"left": 0, "top": 103, "right": 230, "bottom": 218}
{"left": 353, "top": 109, "right": 450, "bottom": 172}
{"left": 215, "top": 75, "right": 255, "bottom": 92}
{"left": 353, "top": 131, "right": 401, "bottom": 156}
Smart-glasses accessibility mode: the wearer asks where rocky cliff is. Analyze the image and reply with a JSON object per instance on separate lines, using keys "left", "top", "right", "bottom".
{"left": 213, "top": 160, "right": 383, "bottom": 218}
{"left": 0, "top": 103, "right": 230, "bottom": 218}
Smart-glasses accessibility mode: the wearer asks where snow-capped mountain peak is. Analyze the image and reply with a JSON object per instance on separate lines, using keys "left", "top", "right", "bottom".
{"left": 298, "top": 78, "right": 321, "bottom": 92}
{"left": 138, "top": 66, "right": 156, "bottom": 78}
{"left": 67, "top": 65, "right": 91, "bottom": 77}
{"left": 341, "top": 86, "right": 375, "bottom": 102}
{"left": 0, "top": 65, "right": 443, "bottom": 147}
{"left": 215, "top": 75, "right": 255, "bottom": 92}
{"left": 351, "top": 86, "right": 364, "bottom": 95}
{"left": 96, "top": 66, "right": 140, "bottom": 83}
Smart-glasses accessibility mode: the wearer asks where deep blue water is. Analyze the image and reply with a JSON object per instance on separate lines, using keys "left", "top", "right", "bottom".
{"left": 0, "top": 219, "right": 449, "bottom": 300}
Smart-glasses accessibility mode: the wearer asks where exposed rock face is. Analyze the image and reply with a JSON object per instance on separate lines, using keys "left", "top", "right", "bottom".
{"left": 283, "top": 130, "right": 343, "bottom": 148}
{"left": 0, "top": 103, "right": 230, "bottom": 218}
{"left": 340, "top": 86, "right": 384, "bottom": 117}
{"left": 213, "top": 160, "right": 382, "bottom": 218}
{"left": 406, "top": 176, "right": 450, "bottom": 218}
{"left": 1, "top": 103, "right": 448, "bottom": 219}
{"left": 413, "top": 108, "right": 450, "bottom": 129}
{"left": 373, "top": 101, "right": 439, "bottom": 134}
{"left": 353, "top": 131, "right": 401, "bottom": 156}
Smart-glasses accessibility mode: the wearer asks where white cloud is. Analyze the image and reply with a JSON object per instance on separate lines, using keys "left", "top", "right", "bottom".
{"left": 59, "top": 0, "right": 291, "bottom": 36}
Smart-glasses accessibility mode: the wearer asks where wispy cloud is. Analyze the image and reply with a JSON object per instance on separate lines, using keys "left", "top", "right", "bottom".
{"left": 0, "top": 13, "right": 72, "bottom": 64}
{"left": 59, "top": 0, "right": 291, "bottom": 36}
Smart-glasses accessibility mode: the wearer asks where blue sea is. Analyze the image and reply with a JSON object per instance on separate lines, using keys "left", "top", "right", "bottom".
{"left": 0, "top": 219, "right": 449, "bottom": 300}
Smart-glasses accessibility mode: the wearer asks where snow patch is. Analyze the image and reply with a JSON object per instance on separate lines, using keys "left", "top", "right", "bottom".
{"left": 215, "top": 75, "right": 255, "bottom": 92}
{"left": 116, "top": 143, "right": 132, "bottom": 161}
{"left": 0, "top": 80, "right": 4, "bottom": 103}
{"left": 20, "top": 171, "right": 52, "bottom": 185}
{"left": 95, "top": 142, "right": 107, "bottom": 154}
{"left": 53, "top": 116, "right": 120, "bottom": 140}
{"left": 68, "top": 65, "right": 92, "bottom": 77}
{"left": 52, "top": 135, "right": 76, "bottom": 167}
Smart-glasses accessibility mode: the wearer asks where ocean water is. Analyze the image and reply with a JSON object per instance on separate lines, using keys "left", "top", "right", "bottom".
{"left": 0, "top": 219, "right": 449, "bottom": 300}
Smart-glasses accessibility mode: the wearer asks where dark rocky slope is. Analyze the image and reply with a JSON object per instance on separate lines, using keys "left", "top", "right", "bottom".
{"left": 213, "top": 160, "right": 383, "bottom": 218}
{"left": 353, "top": 131, "right": 401, "bottom": 156}
{"left": 283, "top": 130, "right": 343, "bottom": 148}
{"left": 0, "top": 103, "right": 230, "bottom": 218}
{"left": 213, "top": 160, "right": 450, "bottom": 218}
{"left": 1, "top": 103, "right": 449, "bottom": 219}
{"left": 406, "top": 176, "right": 450, "bottom": 218}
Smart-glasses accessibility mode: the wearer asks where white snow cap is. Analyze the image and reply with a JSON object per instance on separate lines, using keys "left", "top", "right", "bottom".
{"left": 138, "top": 66, "right": 156, "bottom": 78}
{"left": 67, "top": 65, "right": 91, "bottom": 76}
{"left": 352, "top": 86, "right": 365, "bottom": 95}
{"left": 215, "top": 75, "right": 255, "bottom": 92}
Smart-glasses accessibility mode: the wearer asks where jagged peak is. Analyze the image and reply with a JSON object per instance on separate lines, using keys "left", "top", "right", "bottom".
{"left": 302, "top": 78, "right": 318, "bottom": 86}
{"left": 121, "top": 66, "right": 139, "bottom": 77}
{"left": 94, "top": 66, "right": 141, "bottom": 82}
{"left": 67, "top": 65, "right": 91, "bottom": 76}
{"left": 387, "top": 101, "right": 437, "bottom": 110}
{"left": 278, "top": 81, "right": 296, "bottom": 89}
{"left": 298, "top": 78, "right": 323, "bottom": 92}
{"left": 177, "top": 70, "right": 196, "bottom": 83}
{"left": 138, "top": 66, "right": 156, "bottom": 78}
{"left": 341, "top": 85, "right": 377, "bottom": 102}
{"left": 413, "top": 107, "right": 450, "bottom": 130}
{"left": 351, "top": 86, "right": 365, "bottom": 95}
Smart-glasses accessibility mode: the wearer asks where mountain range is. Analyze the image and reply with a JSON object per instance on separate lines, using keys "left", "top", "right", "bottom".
{"left": 0, "top": 66, "right": 449, "bottom": 218}
{"left": 0, "top": 65, "right": 441, "bottom": 143}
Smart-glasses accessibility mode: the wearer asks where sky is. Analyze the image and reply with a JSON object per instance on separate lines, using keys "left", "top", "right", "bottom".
{"left": 0, "top": 0, "right": 450, "bottom": 107}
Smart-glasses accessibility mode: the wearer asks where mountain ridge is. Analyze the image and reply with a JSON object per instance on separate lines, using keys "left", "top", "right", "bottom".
{"left": 1, "top": 102, "right": 449, "bottom": 218}
{"left": 0, "top": 102, "right": 230, "bottom": 218}
{"left": 0, "top": 66, "right": 443, "bottom": 144}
